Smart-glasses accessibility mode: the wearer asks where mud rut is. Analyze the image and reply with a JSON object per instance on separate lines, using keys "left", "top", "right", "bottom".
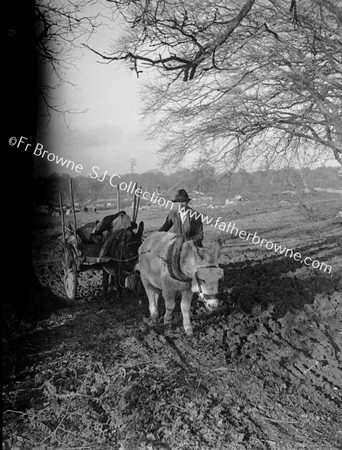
{"left": 3, "top": 213, "right": 342, "bottom": 450}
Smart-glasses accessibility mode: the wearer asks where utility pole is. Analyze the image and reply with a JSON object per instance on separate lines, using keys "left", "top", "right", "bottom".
{"left": 129, "top": 158, "right": 137, "bottom": 199}
{"left": 130, "top": 158, "right": 137, "bottom": 174}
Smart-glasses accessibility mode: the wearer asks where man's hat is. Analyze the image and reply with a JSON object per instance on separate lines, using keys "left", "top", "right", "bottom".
{"left": 171, "top": 189, "right": 191, "bottom": 202}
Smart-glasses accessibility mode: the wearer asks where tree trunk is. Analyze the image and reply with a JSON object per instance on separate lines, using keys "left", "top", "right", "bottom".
{"left": 5, "top": 0, "right": 39, "bottom": 325}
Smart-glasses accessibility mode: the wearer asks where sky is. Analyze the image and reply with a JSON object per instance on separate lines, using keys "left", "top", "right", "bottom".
{"left": 36, "top": 7, "right": 161, "bottom": 178}
{"left": 34, "top": 2, "right": 340, "bottom": 180}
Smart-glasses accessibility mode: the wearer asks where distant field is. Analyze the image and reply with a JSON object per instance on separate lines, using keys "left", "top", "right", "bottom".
{"left": 32, "top": 190, "right": 341, "bottom": 261}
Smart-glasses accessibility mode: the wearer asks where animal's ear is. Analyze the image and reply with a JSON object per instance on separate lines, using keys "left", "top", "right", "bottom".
{"left": 182, "top": 239, "right": 197, "bottom": 257}
{"left": 136, "top": 221, "right": 144, "bottom": 238}
{"left": 125, "top": 228, "right": 132, "bottom": 241}
{"left": 180, "top": 240, "right": 198, "bottom": 270}
{"left": 212, "top": 238, "right": 222, "bottom": 262}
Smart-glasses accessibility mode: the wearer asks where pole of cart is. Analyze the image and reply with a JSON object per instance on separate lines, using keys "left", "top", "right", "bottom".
{"left": 69, "top": 178, "right": 78, "bottom": 238}
{"left": 132, "top": 182, "right": 137, "bottom": 222}
{"left": 117, "top": 185, "right": 121, "bottom": 211}
{"left": 59, "top": 192, "right": 65, "bottom": 243}
{"left": 135, "top": 185, "right": 141, "bottom": 222}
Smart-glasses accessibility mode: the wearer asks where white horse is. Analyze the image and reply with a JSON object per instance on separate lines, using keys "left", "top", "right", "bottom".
{"left": 138, "top": 232, "right": 223, "bottom": 336}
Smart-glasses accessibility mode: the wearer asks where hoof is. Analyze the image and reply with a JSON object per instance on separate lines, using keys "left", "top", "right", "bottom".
{"left": 184, "top": 327, "right": 193, "bottom": 337}
{"left": 163, "top": 317, "right": 174, "bottom": 326}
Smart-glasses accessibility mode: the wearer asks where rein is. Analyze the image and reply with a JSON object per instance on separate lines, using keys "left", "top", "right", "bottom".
{"left": 108, "top": 254, "right": 139, "bottom": 263}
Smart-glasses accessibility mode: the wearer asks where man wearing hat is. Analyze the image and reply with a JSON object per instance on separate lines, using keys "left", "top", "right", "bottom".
{"left": 159, "top": 189, "right": 204, "bottom": 247}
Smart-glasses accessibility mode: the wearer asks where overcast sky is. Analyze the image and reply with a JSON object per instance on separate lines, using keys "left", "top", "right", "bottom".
{"left": 36, "top": 11, "right": 160, "bottom": 178}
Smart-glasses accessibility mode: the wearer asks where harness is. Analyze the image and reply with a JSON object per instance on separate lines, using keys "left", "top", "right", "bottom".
{"left": 165, "top": 236, "right": 219, "bottom": 289}
{"left": 165, "top": 235, "right": 191, "bottom": 282}
{"left": 101, "top": 228, "right": 142, "bottom": 288}
{"left": 116, "top": 238, "right": 140, "bottom": 287}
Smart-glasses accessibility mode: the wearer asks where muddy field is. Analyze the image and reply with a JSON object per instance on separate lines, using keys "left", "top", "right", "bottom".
{"left": 3, "top": 193, "right": 342, "bottom": 450}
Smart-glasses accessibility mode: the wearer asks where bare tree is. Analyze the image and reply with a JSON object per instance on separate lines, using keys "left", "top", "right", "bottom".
{"left": 36, "top": 0, "right": 113, "bottom": 115}
{"left": 93, "top": 0, "right": 342, "bottom": 171}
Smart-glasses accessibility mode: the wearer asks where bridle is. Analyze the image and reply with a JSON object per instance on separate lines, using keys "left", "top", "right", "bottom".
{"left": 194, "top": 265, "right": 221, "bottom": 300}
{"left": 120, "top": 232, "right": 141, "bottom": 259}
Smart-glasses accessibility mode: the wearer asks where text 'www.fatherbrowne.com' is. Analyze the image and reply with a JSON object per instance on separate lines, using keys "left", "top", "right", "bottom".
{"left": 178, "top": 206, "right": 332, "bottom": 274}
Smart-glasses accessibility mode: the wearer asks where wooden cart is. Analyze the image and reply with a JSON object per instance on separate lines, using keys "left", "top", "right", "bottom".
{"left": 60, "top": 230, "right": 106, "bottom": 300}
{"left": 59, "top": 179, "right": 142, "bottom": 300}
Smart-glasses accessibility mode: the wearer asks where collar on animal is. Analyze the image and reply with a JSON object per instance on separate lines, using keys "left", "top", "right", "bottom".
{"left": 166, "top": 235, "right": 192, "bottom": 282}
{"left": 165, "top": 238, "right": 219, "bottom": 284}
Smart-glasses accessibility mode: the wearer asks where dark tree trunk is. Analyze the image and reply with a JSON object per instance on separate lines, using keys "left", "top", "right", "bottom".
{"left": 5, "top": 0, "right": 39, "bottom": 325}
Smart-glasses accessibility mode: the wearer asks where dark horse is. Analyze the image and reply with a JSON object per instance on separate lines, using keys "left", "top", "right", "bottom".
{"left": 100, "top": 221, "right": 144, "bottom": 301}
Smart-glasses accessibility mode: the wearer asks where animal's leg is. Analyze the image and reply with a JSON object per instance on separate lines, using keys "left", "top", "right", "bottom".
{"left": 180, "top": 291, "right": 194, "bottom": 336}
{"left": 102, "top": 263, "right": 117, "bottom": 299}
{"left": 102, "top": 270, "right": 109, "bottom": 297}
{"left": 109, "top": 274, "right": 115, "bottom": 292}
{"left": 163, "top": 289, "right": 176, "bottom": 325}
{"left": 136, "top": 277, "right": 148, "bottom": 310}
{"left": 141, "top": 275, "right": 160, "bottom": 324}
{"left": 113, "top": 269, "right": 123, "bottom": 302}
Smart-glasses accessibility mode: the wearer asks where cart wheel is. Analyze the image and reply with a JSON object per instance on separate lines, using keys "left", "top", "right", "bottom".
{"left": 61, "top": 243, "right": 78, "bottom": 300}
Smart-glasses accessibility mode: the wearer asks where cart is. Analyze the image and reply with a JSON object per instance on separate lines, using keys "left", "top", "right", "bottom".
{"left": 59, "top": 179, "right": 142, "bottom": 300}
